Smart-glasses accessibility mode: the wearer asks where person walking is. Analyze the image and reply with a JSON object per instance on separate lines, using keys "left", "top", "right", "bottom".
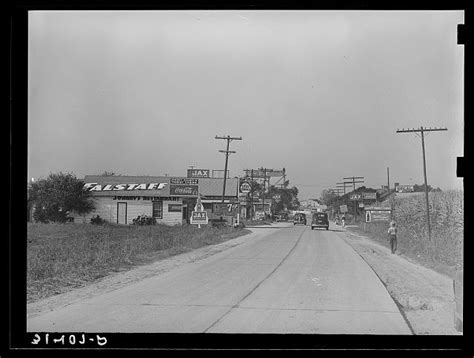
{"left": 387, "top": 220, "right": 398, "bottom": 254}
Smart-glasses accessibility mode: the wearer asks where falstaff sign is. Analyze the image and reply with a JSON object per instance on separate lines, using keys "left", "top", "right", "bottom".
{"left": 84, "top": 183, "right": 167, "bottom": 191}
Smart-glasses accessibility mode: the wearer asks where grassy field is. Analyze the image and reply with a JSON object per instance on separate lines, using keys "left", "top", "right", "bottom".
{"left": 348, "top": 190, "right": 463, "bottom": 278}
{"left": 27, "top": 222, "right": 251, "bottom": 302}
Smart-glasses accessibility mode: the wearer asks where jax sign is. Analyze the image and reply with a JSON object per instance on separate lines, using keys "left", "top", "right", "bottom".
{"left": 191, "top": 211, "right": 208, "bottom": 225}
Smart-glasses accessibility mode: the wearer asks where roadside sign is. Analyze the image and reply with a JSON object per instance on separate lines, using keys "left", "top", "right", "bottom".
{"left": 240, "top": 181, "right": 251, "bottom": 193}
{"left": 365, "top": 211, "right": 371, "bottom": 222}
{"left": 187, "top": 169, "right": 210, "bottom": 178}
{"left": 362, "top": 192, "right": 377, "bottom": 200}
{"left": 194, "top": 194, "right": 204, "bottom": 212}
{"left": 340, "top": 205, "right": 348, "bottom": 213}
{"left": 364, "top": 207, "right": 392, "bottom": 222}
{"left": 191, "top": 211, "right": 208, "bottom": 225}
{"left": 350, "top": 194, "right": 362, "bottom": 201}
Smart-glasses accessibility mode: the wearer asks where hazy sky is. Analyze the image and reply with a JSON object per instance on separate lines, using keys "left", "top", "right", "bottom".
{"left": 28, "top": 10, "right": 464, "bottom": 200}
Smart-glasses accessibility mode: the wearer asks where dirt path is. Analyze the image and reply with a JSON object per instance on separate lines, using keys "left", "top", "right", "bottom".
{"left": 342, "top": 226, "right": 461, "bottom": 335}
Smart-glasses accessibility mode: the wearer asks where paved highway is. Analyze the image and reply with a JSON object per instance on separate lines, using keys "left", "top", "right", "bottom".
{"left": 27, "top": 222, "right": 412, "bottom": 334}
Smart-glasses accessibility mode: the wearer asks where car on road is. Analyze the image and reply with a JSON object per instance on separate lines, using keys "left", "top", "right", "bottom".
{"left": 293, "top": 213, "right": 307, "bottom": 225}
{"left": 273, "top": 213, "right": 289, "bottom": 222}
{"left": 311, "top": 212, "right": 329, "bottom": 230}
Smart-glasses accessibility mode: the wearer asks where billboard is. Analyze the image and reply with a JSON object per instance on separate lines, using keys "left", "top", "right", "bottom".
{"left": 350, "top": 193, "right": 362, "bottom": 201}
{"left": 244, "top": 169, "right": 285, "bottom": 178}
{"left": 187, "top": 169, "right": 210, "bottom": 178}
{"left": 213, "top": 203, "right": 239, "bottom": 215}
{"left": 170, "top": 178, "right": 199, "bottom": 185}
{"left": 396, "top": 184, "right": 415, "bottom": 193}
{"left": 365, "top": 207, "right": 392, "bottom": 222}
{"left": 362, "top": 192, "right": 377, "bottom": 200}
{"left": 169, "top": 185, "right": 198, "bottom": 196}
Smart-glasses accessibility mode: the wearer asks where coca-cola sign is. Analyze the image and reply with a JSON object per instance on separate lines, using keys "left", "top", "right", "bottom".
{"left": 169, "top": 185, "right": 198, "bottom": 196}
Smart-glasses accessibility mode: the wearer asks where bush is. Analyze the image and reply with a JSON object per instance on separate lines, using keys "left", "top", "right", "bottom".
{"left": 132, "top": 215, "right": 156, "bottom": 226}
{"left": 90, "top": 215, "right": 106, "bottom": 225}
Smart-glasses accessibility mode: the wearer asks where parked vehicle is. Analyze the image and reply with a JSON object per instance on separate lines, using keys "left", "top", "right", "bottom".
{"left": 311, "top": 212, "right": 329, "bottom": 230}
{"left": 274, "top": 213, "right": 289, "bottom": 222}
{"left": 293, "top": 213, "right": 307, "bottom": 225}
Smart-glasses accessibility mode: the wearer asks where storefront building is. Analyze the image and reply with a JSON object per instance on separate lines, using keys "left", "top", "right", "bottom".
{"left": 70, "top": 175, "right": 239, "bottom": 225}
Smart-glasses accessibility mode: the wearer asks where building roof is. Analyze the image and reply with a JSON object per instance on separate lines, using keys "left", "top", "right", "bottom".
{"left": 199, "top": 177, "right": 238, "bottom": 197}
{"left": 82, "top": 175, "right": 238, "bottom": 198}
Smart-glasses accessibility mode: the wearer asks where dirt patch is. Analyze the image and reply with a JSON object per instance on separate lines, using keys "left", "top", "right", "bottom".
{"left": 342, "top": 228, "right": 461, "bottom": 335}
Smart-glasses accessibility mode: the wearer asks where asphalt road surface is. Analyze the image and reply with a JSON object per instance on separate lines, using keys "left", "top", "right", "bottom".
{"left": 27, "top": 222, "right": 412, "bottom": 334}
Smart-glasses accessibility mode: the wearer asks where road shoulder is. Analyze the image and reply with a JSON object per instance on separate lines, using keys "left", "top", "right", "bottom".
{"left": 341, "top": 228, "right": 460, "bottom": 335}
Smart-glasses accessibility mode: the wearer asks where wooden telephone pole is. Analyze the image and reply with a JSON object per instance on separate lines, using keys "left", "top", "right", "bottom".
{"left": 215, "top": 135, "right": 242, "bottom": 203}
{"left": 396, "top": 126, "right": 447, "bottom": 241}
{"left": 343, "top": 176, "right": 365, "bottom": 221}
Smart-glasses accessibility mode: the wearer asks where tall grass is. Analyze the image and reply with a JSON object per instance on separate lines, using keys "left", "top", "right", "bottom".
{"left": 354, "top": 190, "right": 463, "bottom": 274}
{"left": 27, "top": 223, "right": 250, "bottom": 301}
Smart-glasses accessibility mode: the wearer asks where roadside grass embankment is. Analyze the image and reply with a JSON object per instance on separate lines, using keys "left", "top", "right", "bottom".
{"left": 347, "top": 190, "right": 463, "bottom": 279}
{"left": 27, "top": 223, "right": 251, "bottom": 302}
{"left": 242, "top": 219, "right": 272, "bottom": 226}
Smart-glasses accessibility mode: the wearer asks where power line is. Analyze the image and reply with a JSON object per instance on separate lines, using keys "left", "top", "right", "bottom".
{"left": 396, "top": 126, "right": 447, "bottom": 241}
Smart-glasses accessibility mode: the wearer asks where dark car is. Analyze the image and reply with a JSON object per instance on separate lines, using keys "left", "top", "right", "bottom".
{"left": 274, "top": 213, "right": 289, "bottom": 222}
{"left": 293, "top": 213, "right": 307, "bottom": 225}
{"left": 311, "top": 212, "right": 329, "bottom": 230}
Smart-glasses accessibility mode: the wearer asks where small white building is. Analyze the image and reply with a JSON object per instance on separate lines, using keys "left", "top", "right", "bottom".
{"left": 70, "top": 175, "right": 239, "bottom": 225}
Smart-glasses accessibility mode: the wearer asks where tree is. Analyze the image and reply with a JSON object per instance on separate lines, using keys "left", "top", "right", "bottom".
{"left": 267, "top": 185, "right": 300, "bottom": 213}
{"left": 100, "top": 171, "right": 120, "bottom": 176}
{"left": 320, "top": 189, "right": 339, "bottom": 207}
{"left": 28, "top": 172, "right": 95, "bottom": 223}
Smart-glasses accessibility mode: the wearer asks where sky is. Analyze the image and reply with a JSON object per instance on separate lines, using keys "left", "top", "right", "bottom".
{"left": 28, "top": 10, "right": 464, "bottom": 200}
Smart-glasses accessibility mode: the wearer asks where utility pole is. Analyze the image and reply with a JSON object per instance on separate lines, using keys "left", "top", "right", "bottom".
{"left": 250, "top": 169, "right": 254, "bottom": 220}
{"left": 396, "top": 126, "right": 447, "bottom": 241}
{"left": 330, "top": 188, "right": 344, "bottom": 196}
{"left": 343, "top": 176, "right": 365, "bottom": 222}
{"left": 215, "top": 135, "right": 242, "bottom": 203}
{"left": 261, "top": 167, "right": 267, "bottom": 219}
{"left": 344, "top": 176, "right": 364, "bottom": 193}
{"left": 387, "top": 167, "right": 390, "bottom": 191}
{"left": 336, "top": 182, "right": 352, "bottom": 195}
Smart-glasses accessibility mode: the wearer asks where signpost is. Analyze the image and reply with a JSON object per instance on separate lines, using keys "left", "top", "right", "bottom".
{"left": 191, "top": 193, "right": 207, "bottom": 228}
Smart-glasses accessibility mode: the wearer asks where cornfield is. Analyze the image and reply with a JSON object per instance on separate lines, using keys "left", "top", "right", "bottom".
{"left": 362, "top": 190, "right": 463, "bottom": 270}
